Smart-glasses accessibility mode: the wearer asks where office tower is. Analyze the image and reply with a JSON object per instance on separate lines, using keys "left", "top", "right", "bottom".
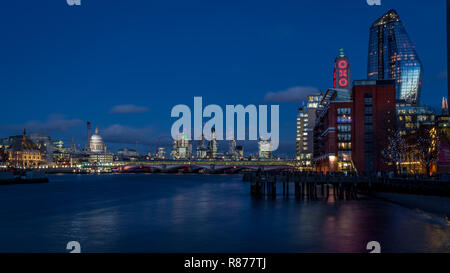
{"left": 368, "top": 10, "right": 423, "bottom": 105}
{"left": 296, "top": 94, "right": 321, "bottom": 168}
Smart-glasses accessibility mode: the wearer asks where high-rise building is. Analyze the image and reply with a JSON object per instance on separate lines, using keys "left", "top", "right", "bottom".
{"left": 258, "top": 139, "right": 272, "bottom": 159}
{"left": 196, "top": 135, "right": 208, "bottom": 159}
{"left": 171, "top": 133, "right": 192, "bottom": 160}
{"left": 396, "top": 105, "right": 435, "bottom": 136}
{"left": 368, "top": 10, "right": 423, "bottom": 105}
{"left": 207, "top": 128, "right": 219, "bottom": 159}
{"left": 156, "top": 147, "right": 166, "bottom": 159}
{"left": 296, "top": 94, "right": 322, "bottom": 168}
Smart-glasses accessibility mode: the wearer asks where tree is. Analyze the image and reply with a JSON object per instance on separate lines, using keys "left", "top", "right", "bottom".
{"left": 416, "top": 127, "right": 440, "bottom": 177}
{"left": 382, "top": 130, "right": 409, "bottom": 175}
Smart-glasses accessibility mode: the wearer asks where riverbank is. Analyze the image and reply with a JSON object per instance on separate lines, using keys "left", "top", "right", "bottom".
{"left": 369, "top": 192, "right": 450, "bottom": 220}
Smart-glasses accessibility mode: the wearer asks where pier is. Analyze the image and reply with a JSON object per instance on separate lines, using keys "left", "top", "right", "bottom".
{"left": 243, "top": 172, "right": 450, "bottom": 200}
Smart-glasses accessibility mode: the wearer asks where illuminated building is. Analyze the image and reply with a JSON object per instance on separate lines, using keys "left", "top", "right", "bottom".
{"left": 28, "top": 134, "right": 53, "bottom": 164}
{"left": 227, "top": 139, "right": 241, "bottom": 160}
{"left": 171, "top": 133, "right": 192, "bottom": 160}
{"left": 8, "top": 130, "right": 43, "bottom": 168}
{"left": 207, "top": 128, "right": 219, "bottom": 159}
{"left": 333, "top": 48, "right": 351, "bottom": 91}
{"left": 236, "top": 145, "right": 244, "bottom": 159}
{"left": 0, "top": 138, "right": 9, "bottom": 149}
{"left": 156, "top": 147, "right": 166, "bottom": 159}
{"left": 313, "top": 81, "right": 396, "bottom": 173}
{"left": 296, "top": 94, "right": 322, "bottom": 168}
{"left": 396, "top": 106, "right": 435, "bottom": 136}
{"left": 368, "top": 10, "right": 423, "bottom": 105}
{"left": 89, "top": 127, "right": 105, "bottom": 153}
{"left": 437, "top": 97, "right": 449, "bottom": 137}
{"left": 258, "top": 138, "right": 272, "bottom": 159}
{"left": 85, "top": 126, "right": 113, "bottom": 164}
{"left": 196, "top": 135, "right": 208, "bottom": 159}
{"left": 313, "top": 88, "right": 353, "bottom": 173}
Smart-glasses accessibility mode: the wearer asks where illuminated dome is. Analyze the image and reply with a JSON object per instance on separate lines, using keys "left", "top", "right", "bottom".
{"left": 89, "top": 126, "right": 105, "bottom": 153}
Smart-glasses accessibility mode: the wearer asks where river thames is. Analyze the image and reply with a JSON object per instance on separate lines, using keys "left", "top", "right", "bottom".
{"left": 0, "top": 174, "right": 449, "bottom": 253}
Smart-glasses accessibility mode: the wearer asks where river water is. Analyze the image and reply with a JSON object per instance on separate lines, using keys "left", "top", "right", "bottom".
{"left": 0, "top": 174, "right": 449, "bottom": 253}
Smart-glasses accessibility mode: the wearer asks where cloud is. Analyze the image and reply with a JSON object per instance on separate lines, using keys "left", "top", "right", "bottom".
{"left": 264, "top": 86, "right": 319, "bottom": 103}
{"left": 101, "top": 124, "right": 155, "bottom": 145}
{"left": 109, "top": 104, "right": 149, "bottom": 114}
{"left": 10, "top": 114, "right": 83, "bottom": 133}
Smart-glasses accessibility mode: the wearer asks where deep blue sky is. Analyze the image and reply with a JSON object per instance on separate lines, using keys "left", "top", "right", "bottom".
{"left": 0, "top": 0, "right": 447, "bottom": 156}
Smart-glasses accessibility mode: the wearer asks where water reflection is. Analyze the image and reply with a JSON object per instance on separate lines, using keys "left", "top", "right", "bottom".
{"left": 0, "top": 174, "right": 448, "bottom": 253}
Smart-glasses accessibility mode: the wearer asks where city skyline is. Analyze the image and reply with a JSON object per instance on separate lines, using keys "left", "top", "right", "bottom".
{"left": 0, "top": 0, "right": 447, "bottom": 156}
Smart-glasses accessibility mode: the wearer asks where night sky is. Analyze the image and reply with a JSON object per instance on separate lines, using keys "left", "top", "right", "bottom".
{"left": 0, "top": 0, "right": 447, "bottom": 156}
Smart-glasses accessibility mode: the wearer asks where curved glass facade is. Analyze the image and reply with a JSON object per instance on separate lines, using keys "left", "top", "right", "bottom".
{"left": 367, "top": 10, "right": 423, "bottom": 105}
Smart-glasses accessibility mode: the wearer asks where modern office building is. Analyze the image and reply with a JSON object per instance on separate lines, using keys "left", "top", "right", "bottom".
{"left": 156, "top": 147, "right": 167, "bottom": 159}
{"left": 296, "top": 94, "right": 322, "bottom": 168}
{"left": 171, "top": 133, "right": 192, "bottom": 160}
{"left": 196, "top": 136, "right": 208, "bottom": 160}
{"left": 396, "top": 105, "right": 436, "bottom": 136}
{"left": 207, "top": 128, "right": 219, "bottom": 159}
{"left": 258, "top": 139, "right": 272, "bottom": 159}
{"left": 368, "top": 10, "right": 423, "bottom": 105}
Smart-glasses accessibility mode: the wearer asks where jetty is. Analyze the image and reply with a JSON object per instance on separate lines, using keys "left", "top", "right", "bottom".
{"left": 243, "top": 171, "right": 450, "bottom": 200}
{"left": 0, "top": 170, "right": 49, "bottom": 185}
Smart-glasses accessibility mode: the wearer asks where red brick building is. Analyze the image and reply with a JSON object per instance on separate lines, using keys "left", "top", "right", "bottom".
{"left": 314, "top": 80, "right": 396, "bottom": 173}
{"left": 352, "top": 80, "right": 396, "bottom": 173}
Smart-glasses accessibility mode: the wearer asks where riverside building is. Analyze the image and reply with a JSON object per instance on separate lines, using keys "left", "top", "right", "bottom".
{"left": 313, "top": 81, "right": 396, "bottom": 173}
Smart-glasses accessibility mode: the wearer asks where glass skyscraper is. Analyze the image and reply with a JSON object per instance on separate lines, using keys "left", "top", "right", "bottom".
{"left": 368, "top": 10, "right": 423, "bottom": 105}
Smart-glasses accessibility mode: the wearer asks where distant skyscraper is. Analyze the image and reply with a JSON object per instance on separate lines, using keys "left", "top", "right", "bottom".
{"left": 207, "top": 128, "right": 218, "bottom": 159}
{"left": 333, "top": 48, "right": 351, "bottom": 91}
{"left": 368, "top": 10, "right": 423, "bottom": 105}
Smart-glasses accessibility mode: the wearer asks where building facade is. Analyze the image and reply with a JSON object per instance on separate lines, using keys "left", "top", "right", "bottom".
{"left": 8, "top": 130, "right": 43, "bottom": 168}
{"left": 296, "top": 94, "right": 321, "bottom": 168}
{"left": 313, "top": 89, "right": 353, "bottom": 173}
{"left": 352, "top": 80, "right": 396, "bottom": 173}
{"left": 397, "top": 105, "right": 436, "bottom": 136}
{"left": 313, "top": 81, "right": 396, "bottom": 174}
{"left": 258, "top": 139, "right": 272, "bottom": 160}
{"left": 368, "top": 10, "right": 423, "bottom": 105}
